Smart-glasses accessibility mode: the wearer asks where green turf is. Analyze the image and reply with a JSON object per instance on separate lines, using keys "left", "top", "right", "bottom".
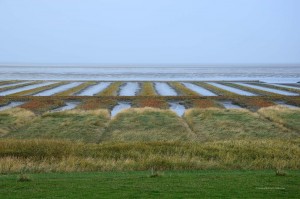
{"left": 0, "top": 170, "right": 299, "bottom": 198}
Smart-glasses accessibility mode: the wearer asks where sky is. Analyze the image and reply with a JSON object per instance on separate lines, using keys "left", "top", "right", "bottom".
{"left": 0, "top": 0, "right": 299, "bottom": 65}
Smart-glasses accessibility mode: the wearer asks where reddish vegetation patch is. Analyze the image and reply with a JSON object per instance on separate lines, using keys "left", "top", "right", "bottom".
{"left": 237, "top": 98, "right": 275, "bottom": 109}
{"left": 191, "top": 99, "right": 220, "bottom": 108}
{"left": 20, "top": 99, "right": 65, "bottom": 113}
{"left": 79, "top": 98, "right": 118, "bottom": 110}
{"left": 134, "top": 98, "right": 168, "bottom": 109}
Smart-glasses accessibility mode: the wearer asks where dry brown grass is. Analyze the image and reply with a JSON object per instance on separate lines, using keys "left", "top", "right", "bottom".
{"left": 0, "top": 138, "right": 299, "bottom": 173}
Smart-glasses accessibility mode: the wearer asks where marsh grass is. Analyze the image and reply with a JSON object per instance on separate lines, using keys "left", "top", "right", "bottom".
{"left": 0, "top": 81, "right": 42, "bottom": 92}
{"left": 5, "top": 109, "right": 110, "bottom": 142}
{"left": 195, "top": 82, "right": 237, "bottom": 96}
{"left": 189, "top": 99, "right": 222, "bottom": 108}
{"left": 169, "top": 82, "right": 200, "bottom": 96}
{"left": 97, "top": 82, "right": 123, "bottom": 96}
{"left": 0, "top": 139, "right": 299, "bottom": 173}
{"left": 101, "top": 108, "right": 195, "bottom": 142}
{"left": 139, "top": 82, "right": 157, "bottom": 96}
{"left": 56, "top": 82, "right": 97, "bottom": 96}
{"left": 20, "top": 99, "right": 65, "bottom": 114}
{"left": 78, "top": 98, "right": 118, "bottom": 110}
{"left": 132, "top": 98, "right": 169, "bottom": 109}
{"left": 251, "top": 83, "right": 300, "bottom": 94}
{"left": 184, "top": 108, "right": 297, "bottom": 141}
{"left": 235, "top": 98, "right": 276, "bottom": 110}
{"left": 0, "top": 80, "right": 21, "bottom": 86}
{"left": 9, "top": 82, "right": 69, "bottom": 96}
{"left": 221, "top": 82, "right": 281, "bottom": 96}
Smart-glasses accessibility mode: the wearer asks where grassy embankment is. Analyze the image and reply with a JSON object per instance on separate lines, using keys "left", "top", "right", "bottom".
{"left": 0, "top": 81, "right": 42, "bottom": 93}
{"left": 1, "top": 105, "right": 300, "bottom": 142}
{"left": 0, "top": 170, "right": 299, "bottom": 198}
{"left": 220, "top": 82, "right": 283, "bottom": 96}
{"left": 184, "top": 108, "right": 298, "bottom": 142}
{"left": 101, "top": 108, "right": 194, "bottom": 142}
{"left": 96, "top": 82, "right": 123, "bottom": 96}
{"left": 259, "top": 106, "right": 300, "bottom": 132}
{"left": 169, "top": 82, "right": 200, "bottom": 96}
{"left": 5, "top": 109, "right": 110, "bottom": 142}
{"left": 9, "top": 82, "right": 68, "bottom": 96}
{"left": 55, "top": 82, "right": 97, "bottom": 96}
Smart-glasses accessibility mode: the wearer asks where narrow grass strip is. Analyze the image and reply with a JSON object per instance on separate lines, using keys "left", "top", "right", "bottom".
{"left": 0, "top": 81, "right": 42, "bottom": 92}
{"left": 250, "top": 83, "right": 300, "bottom": 95}
{"left": 139, "top": 82, "right": 157, "bottom": 96}
{"left": 169, "top": 82, "right": 200, "bottom": 96}
{"left": 194, "top": 82, "right": 238, "bottom": 96}
{"left": 96, "top": 82, "right": 123, "bottom": 96}
{"left": 9, "top": 82, "right": 68, "bottom": 96}
{"left": 221, "top": 82, "right": 282, "bottom": 96}
{"left": 0, "top": 80, "right": 22, "bottom": 86}
{"left": 55, "top": 82, "right": 97, "bottom": 96}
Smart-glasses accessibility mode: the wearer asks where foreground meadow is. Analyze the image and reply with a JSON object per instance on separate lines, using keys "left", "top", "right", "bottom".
{"left": 0, "top": 96, "right": 299, "bottom": 198}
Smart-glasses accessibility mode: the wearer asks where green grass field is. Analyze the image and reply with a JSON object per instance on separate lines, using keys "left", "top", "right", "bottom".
{"left": 0, "top": 170, "right": 299, "bottom": 198}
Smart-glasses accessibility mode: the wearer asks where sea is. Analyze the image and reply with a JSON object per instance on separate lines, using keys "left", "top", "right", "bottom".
{"left": 0, "top": 65, "right": 299, "bottom": 83}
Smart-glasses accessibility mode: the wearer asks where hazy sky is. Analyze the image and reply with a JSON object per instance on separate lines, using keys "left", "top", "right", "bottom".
{"left": 0, "top": 0, "right": 299, "bottom": 65}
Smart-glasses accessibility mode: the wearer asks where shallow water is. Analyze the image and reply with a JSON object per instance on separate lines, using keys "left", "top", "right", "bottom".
{"left": 51, "top": 101, "right": 81, "bottom": 112}
{"left": 34, "top": 82, "right": 83, "bottom": 96}
{"left": 111, "top": 102, "right": 131, "bottom": 117}
{"left": 0, "top": 81, "right": 29, "bottom": 89}
{"left": 1, "top": 66, "right": 299, "bottom": 83}
{"left": 274, "top": 101, "right": 299, "bottom": 109}
{"left": 0, "top": 101, "right": 25, "bottom": 111}
{"left": 169, "top": 102, "right": 186, "bottom": 116}
{"left": 208, "top": 82, "right": 257, "bottom": 96}
{"left": 154, "top": 82, "right": 178, "bottom": 96}
{"left": 0, "top": 82, "right": 56, "bottom": 96}
{"left": 235, "top": 83, "right": 299, "bottom": 96}
{"left": 76, "top": 82, "right": 111, "bottom": 96}
{"left": 219, "top": 101, "right": 242, "bottom": 109}
{"left": 181, "top": 82, "right": 217, "bottom": 96}
{"left": 118, "top": 82, "right": 140, "bottom": 96}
